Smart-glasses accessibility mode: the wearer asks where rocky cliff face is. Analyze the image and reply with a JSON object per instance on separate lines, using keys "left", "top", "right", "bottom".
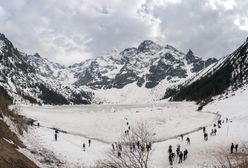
{"left": 0, "top": 33, "right": 92, "bottom": 105}
{"left": 171, "top": 38, "right": 248, "bottom": 103}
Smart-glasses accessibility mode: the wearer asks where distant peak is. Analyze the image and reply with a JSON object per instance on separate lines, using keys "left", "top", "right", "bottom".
{"left": 0, "top": 33, "right": 6, "bottom": 39}
{"left": 34, "top": 53, "right": 41, "bottom": 57}
{"left": 137, "top": 40, "right": 162, "bottom": 53}
{"left": 187, "top": 49, "right": 194, "bottom": 55}
{"left": 0, "top": 33, "right": 14, "bottom": 50}
{"left": 185, "top": 49, "right": 196, "bottom": 64}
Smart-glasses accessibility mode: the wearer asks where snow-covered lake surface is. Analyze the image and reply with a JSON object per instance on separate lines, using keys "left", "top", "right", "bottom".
{"left": 17, "top": 95, "right": 248, "bottom": 168}
{"left": 19, "top": 102, "right": 216, "bottom": 142}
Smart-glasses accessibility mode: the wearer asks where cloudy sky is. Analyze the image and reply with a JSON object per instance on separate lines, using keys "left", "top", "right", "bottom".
{"left": 0, "top": 0, "right": 247, "bottom": 65}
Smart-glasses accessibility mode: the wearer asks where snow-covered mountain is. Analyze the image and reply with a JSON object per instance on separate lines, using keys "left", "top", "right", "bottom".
{"left": 0, "top": 33, "right": 217, "bottom": 104}
{"left": 69, "top": 40, "right": 217, "bottom": 90}
{"left": 171, "top": 37, "right": 248, "bottom": 104}
{"left": 0, "top": 33, "right": 92, "bottom": 105}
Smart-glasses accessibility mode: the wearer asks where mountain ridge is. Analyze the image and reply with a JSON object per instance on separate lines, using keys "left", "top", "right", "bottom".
{"left": 0, "top": 33, "right": 218, "bottom": 104}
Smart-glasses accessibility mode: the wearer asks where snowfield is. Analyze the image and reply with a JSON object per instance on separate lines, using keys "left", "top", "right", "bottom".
{"left": 17, "top": 89, "right": 248, "bottom": 168}
{"left": 19, "top": 102, "right": 216, "bottom": 143}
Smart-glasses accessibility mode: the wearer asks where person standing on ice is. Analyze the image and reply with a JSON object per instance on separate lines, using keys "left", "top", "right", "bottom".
{"left": 180, "top": 134, "right": 183, "bottom": 141}
{"left": 83, "top": 143, "right": 86, "bottom": 151}
{"left": 54, "top": 133, "right": 58, "bottom": 141}
{"left": 230, "top": 143, "right": 234, "bottom": 154}
{"left": 112, "top": 143, "right": 115, "bottom": 151}
{"left": 88, "top": 139, "right": 91, "bottom": 147}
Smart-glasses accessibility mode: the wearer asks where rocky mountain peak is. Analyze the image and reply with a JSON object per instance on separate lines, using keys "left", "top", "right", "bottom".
{"left": 33, "top": 53, "right": 41, "bottom": 58}
{"left": 185, "top": 49, "right": 196, "bottom": 64}
{"left": 0, "top": 33, "right": 14, "bottom": 51}
{"left": 137, "top": 40, "right": 162, "bottom": 53}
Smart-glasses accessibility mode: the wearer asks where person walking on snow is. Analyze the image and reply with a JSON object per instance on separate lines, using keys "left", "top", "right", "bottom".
{"left": 186, "top": 137, "right": 190, "bottom": 145}
{"left": 183, "top": 149, "right": 188, "bottom": 160}
{"left": 54, "top": 133, "right": 58, "bottom": 141}
{"left": 118, "top": 151, "right": 121, "bottom": 158}
{"left": 180, "top": 134, "right": 183, "bottom": 141}
{"left": 235, "top": 144, "right": 238, "bottom": 152}
{"left": 204, "top": 133, "right": 208, "bottom": 141}
{"left": 83, "top": 143, "right": 86, "bottom": 151}
{"left": 169, "top": 153, "right": 174, "bottom": 165}
{"left": 231, "top": 143, "right": 234, "bottom": 154}
{"left": 176, "top": 145, "right": 180, "bottom": 157}
{"left": 203, "top": 127, "right": 206, "bottom": 133}
{"left": 178, "top": 151, "right": 183, "bottom": 163}
{"left": 88, "top": 139, "right": 91, "bottom": 147}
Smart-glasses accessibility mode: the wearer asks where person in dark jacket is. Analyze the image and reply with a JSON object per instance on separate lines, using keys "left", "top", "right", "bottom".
{"left": 183, "top": 149, "right": 188, "bottom": 160}
{"left": 235, "top": 144, "right": 238, "bottom": 152}
{"left": 178, "top": 151, "right": 183, "bottom": 163}
{"left": 186, "top": 137, "right": 190, "bottom": 145}
{"left": 88, "top": 139, "right": 91, "bottom": 147}
{"left": 231, "top": 143, "right": 234, "bottom": 154}
{"left": 204, "top": 133, "right": 208, "bottom": 141}
{"left": 54, "top": 133, "right": 58, "bottom": 141}
{"left": 118, "top": 151, "right": 121, "bottom": 158}
{"left": 203, "top": 127, "right": 206, "bottom": 133}
{"left": 176, "top": 146, "right": 180, "bottom": 157}
{"left": 169, "top": 153, "right": 174, "bottom": 165}
{"left": 83, "top": 143, "right": 86, "bottom": 151}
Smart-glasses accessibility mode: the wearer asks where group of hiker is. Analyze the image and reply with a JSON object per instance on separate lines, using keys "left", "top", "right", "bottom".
{"left": 112, "top": 140, "right": 152, "bottom": 158}
{"left": 82, "top": 139, "right": 91, "bottom": 151}
{"left": 168, "top": 144, "right": 189, "bottom": 165}
{"left": 33, "top": 115, "right": 240, "bottom": 166}
{"left": 53, "top": 129, "right": 92, "bottom": 152}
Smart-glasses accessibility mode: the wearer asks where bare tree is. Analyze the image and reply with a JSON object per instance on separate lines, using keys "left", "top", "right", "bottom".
{"left": 217, "top": 144, "right": 248, "bottom": 168}
{"left": 97, "top": 121, "right": 155, "bottom": 168}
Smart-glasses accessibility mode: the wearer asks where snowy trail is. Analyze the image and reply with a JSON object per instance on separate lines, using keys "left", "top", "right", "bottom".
{"left": 35, "top": 110, "right": 221, "bottom": 145}
{"left": 153, "top": 111, "right": 221, "bottom": 143}
{"left": 39, "top": 125, "right": 111, "bottom": 144}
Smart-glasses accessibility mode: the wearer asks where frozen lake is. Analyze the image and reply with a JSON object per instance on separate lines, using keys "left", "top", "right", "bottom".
{"left": 19, "top": 102, "right": 217, "bottom": 143}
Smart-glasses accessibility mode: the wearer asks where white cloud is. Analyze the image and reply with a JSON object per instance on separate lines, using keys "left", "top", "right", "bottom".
{"left": 234, "top": 16, "right": 248, "bottom": 31}
{"left": 0, "top": 5, "right": 5, "bottom": 16}
{"left": 206, "top": 0, "right": 236, "bottom": 10}
{"left": 0, "top": 0, "right": 247, "bottom": 65}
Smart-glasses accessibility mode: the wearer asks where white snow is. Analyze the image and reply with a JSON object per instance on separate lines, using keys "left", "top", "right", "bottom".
{"left": 14, "top": 82, "right": 248, "bottom": 168}
{"left": 17, "top": 101, "right": 218, "bottom": 167}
